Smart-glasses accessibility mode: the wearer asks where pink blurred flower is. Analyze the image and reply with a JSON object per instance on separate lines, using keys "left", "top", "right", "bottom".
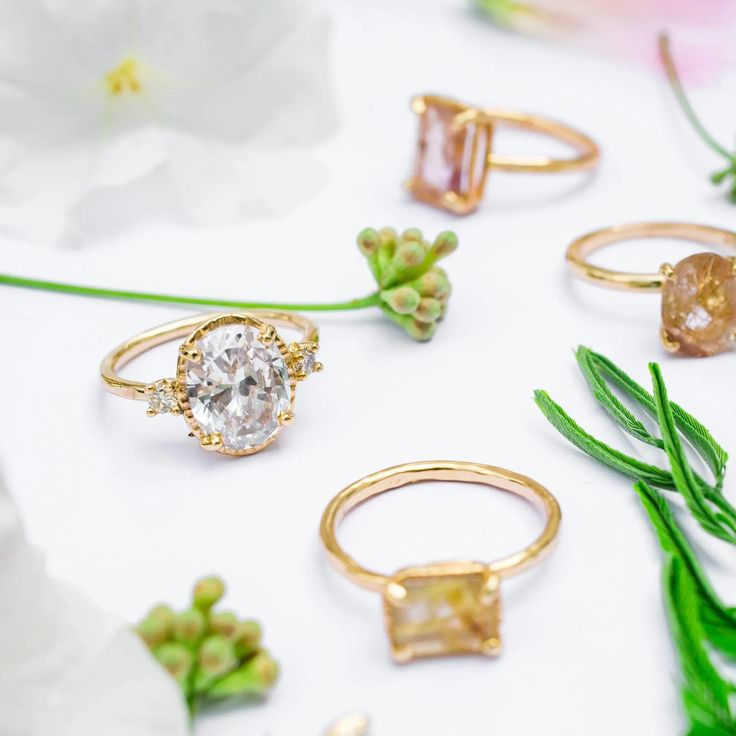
{"left": 475, "top": 0, "right": 736, "bottom": 83}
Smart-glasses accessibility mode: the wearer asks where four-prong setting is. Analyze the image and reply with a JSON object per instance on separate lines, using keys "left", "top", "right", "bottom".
{"left": 383, "top": 562, "right": 502, "bottom": 664}
{"left": 144, "top": 379, "right": 180, "bottom": 416}
{"left": 287, "top": 341, "right": 323, "bottom": 380}
{"left": 173, "top": 313, "right": 320, "bottom": 456}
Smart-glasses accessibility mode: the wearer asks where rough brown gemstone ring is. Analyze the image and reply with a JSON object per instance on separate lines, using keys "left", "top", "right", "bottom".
{"left": 320, "top": 461, "right": 561, "bottom": 663}
{"left": 566, "top": 222, "right": 736, "bottom": 357}
{"left": 406, "top": 94, "right": 600, "bottom": 215}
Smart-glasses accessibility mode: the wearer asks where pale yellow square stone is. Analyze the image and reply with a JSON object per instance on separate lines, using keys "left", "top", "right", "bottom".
{"left": 383, "top": 563, "right": 501, "bottom": 663}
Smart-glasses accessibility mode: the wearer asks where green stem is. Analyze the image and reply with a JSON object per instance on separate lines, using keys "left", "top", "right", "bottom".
{"left": 0, "top": 273, "right": 381, "bottom": 313}
{"left": 658, "top": 33, "right": 732, "bottom": 161}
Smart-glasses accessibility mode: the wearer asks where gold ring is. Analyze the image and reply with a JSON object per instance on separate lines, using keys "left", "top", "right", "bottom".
{"left": 566, "top": 221, "right": 736, "bottom": 357}
{"left": 406, "top": 93, "right": 600, "bottom": 215}
{"left": 101, "top": 311, "right": 322, "bottom": 456}
{"left": 320, "top": 461, "right": 561, "bottom": 663}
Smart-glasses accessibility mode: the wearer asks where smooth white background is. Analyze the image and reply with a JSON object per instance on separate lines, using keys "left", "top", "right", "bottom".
{"left": 2, "top": 1, "right": 736, "bottom": 733}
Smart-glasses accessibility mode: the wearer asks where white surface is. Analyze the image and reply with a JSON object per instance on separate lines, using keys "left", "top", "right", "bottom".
{"left": 2, "top": 1, "right": 736, "bottom": 733}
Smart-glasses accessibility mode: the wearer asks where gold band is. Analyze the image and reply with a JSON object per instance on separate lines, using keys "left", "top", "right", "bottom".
{"left": 320, "top": 460, "right": 561, "bottom": 593}
{"left": 566, "top": 221, "right": 736, "bottom": 292}
{"left": 101, "top": 310, "right": 318, "bottom": 401}
{"left": 482, "top": 108, "right": 600, "bottom": 173}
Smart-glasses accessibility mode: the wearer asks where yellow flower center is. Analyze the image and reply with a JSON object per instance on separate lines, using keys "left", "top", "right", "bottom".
{"left": 105, "top": 58, "right": 142, "bottom": 96}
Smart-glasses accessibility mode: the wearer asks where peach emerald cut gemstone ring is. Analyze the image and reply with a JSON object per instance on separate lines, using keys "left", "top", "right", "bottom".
{"left": 406, "top": 94, "right": 600, "bottom": 215}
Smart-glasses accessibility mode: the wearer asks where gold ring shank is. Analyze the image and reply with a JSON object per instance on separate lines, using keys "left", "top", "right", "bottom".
{"left": 566, "top": 222, "right": 736, "bottom": 292}
{"left": 481, "top": 109, "right": 600, "bottom": 173}
{"left": 320, "top": 460, "right": 561, "bottom": 593}
{"left": 100, "top": 310, "right": 318, "bottom": 401}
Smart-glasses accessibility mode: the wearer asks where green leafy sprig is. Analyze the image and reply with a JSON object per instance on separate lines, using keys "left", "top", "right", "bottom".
{"left": 135, "top": 576, "right": 278, "bottom": 721}
{"left": 659, "top": 33, "right": 736, "bottom": 203}
{"left": 535, "top": 349, "right": 736, "bottom": 732}
{"left": 0, "top": 227, "right": 457, "bottom": 342}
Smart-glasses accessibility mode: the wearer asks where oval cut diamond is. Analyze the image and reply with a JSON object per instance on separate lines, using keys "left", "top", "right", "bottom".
{"left": 185, "top": 323, "right": 291, "bottom": 451}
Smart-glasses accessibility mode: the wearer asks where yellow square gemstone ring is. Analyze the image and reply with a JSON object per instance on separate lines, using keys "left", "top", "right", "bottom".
{"left": 320, "top": 461, "right": 561, "bottom": 663}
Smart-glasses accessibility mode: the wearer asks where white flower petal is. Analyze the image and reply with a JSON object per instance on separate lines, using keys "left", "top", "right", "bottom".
{"left": 168, "top": 133, "right": 329, "bottom": 225}
{"left": 0, "top": 0, "right": 335, "bottom": 244}
{"left": 0, "top": 474, "right": 188, "bottom": 735}
{"left": 88, "top": 126, "right": 170, "bottom": 188}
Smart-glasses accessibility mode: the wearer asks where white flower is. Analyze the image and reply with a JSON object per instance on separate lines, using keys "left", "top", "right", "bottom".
{"left": 0, "top": 0, "right": 335, "bottom": 245}
{"left": 0, "top": 473, "right": 189, "bottom": 735}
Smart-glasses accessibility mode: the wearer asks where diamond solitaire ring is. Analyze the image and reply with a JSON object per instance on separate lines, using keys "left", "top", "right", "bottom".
{"left": 566, "top": 222, "right": 736, "bottom": 357}
{"left": 406, "top": 94, "right": 600, "bottom": 215}
{"left": 101, "top": 311, "right": 322, "bottom": 456}
{"left": 320, "top": 461, "right": 561, "bottom": 663}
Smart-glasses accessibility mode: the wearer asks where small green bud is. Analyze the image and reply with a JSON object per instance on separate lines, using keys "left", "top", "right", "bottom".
{"left": 431, "top": 230, "right": 458, "bottom": 258}
{"left": 393, "top": 241, "right": 426, "bottom": 269}
{"left": 199, "top": 635, "right": 237, "bottom": 677}
{"left": 206, "top": 651, "right": 279, "bottom": 699}
{"left": 403, "top": 317, "right": 437, "bottom": 341}
{"left": 235, "top": 620, "right": 262, "bottom": 658}
{"left": 136, "top": 616, "right": 169, "bottom": 649}
{"left": 149, "top": 604, "right": 176, "bottom": 627}
{"left": 378, "top": 227, "right": 397, "bottom": 248}
{"left": 356, "top": 227, "right": 380, "bottom": 256}
{"left": 173, "top": 608, "right": 206, "bottom": 645}
{"left": 414, "top": 297, "right": 442, "bottom": 324}
{"left": 209, "top": 611, "right": 239, "bottom": 640}
{"left": 193, "top": 576, "right": 225, "bottom": 611}
{"left": 400, "top": 227, "right": 423, "bottom": 242}
{"left": 380, "top": 286, "right": 421, "bottom": 315}
{"left": 154, "top": 642, "right": 193, "bottom": 684}
{"left": 412, "top": 272, "right": 450, "bottom": 301}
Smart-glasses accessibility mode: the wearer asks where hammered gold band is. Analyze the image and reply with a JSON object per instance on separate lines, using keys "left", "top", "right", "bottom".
{"left": 566, "top": 221, "right": 736, "bottom": 292}
{"left": 101, "top": 310, "right": 318, "bottom": 401}
{"left": 320, "top": 460, "right": 561, "bottom": 593}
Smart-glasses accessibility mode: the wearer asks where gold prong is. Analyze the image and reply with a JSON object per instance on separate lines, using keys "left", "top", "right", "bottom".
{"left": 441, "top": 191, "right": 471, "bottom": 215}
{"left": 199, "top": 433, "right": 223, "bottom": 452}
{"left": 390, "top": 644, "right": 413, "bottom": 664}
{"left": 313, "top": 361, "right": 324, "bottom": 373}
{"left": 480, "top": 575, "right": 500, "bottom": 604}
{"left": 385, "top": 582, "right": 407, "bottom": 604}
{"left": 278, "top": 410, "right": 295, "bottom": 426}
{"left": 480, "top": 636, "right": 502, "bottom": 657}
{"left": 259, "top": 324, "right": 277, "bottom": 344}
{"left": 170, "top": 406, "right": 182, "bottom": 416}
{"left": 659, "top": 263, "right": 675, "bottom": 281}
{"left": 179, "top": 344, "right": 202, "bottom": 362}
{"left": 288, "top": 341, "right": 300, "bottom": 354}
{"left": 450, "top": 108, "right": 479, "bottom": 133}
{"left": 146, "top": 407, "right": 157, "bottom": 417}
{"left": 660, "top": 326, "right": 680, "bottom": 354}
{"left": 410, "top": 95, "right": 427, "bottom": 115}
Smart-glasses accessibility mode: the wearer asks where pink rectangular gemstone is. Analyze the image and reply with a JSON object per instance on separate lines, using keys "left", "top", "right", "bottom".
{"left": 410, "top": 97, "right": 491, "bottom": 213}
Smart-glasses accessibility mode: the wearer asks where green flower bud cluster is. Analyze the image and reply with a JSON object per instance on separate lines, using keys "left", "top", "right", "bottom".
{"left": 135, "top": 576, "right": 278, "bottom": 718}
{"left": 357, "top": 227, "right": 458, "bottom": 341}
